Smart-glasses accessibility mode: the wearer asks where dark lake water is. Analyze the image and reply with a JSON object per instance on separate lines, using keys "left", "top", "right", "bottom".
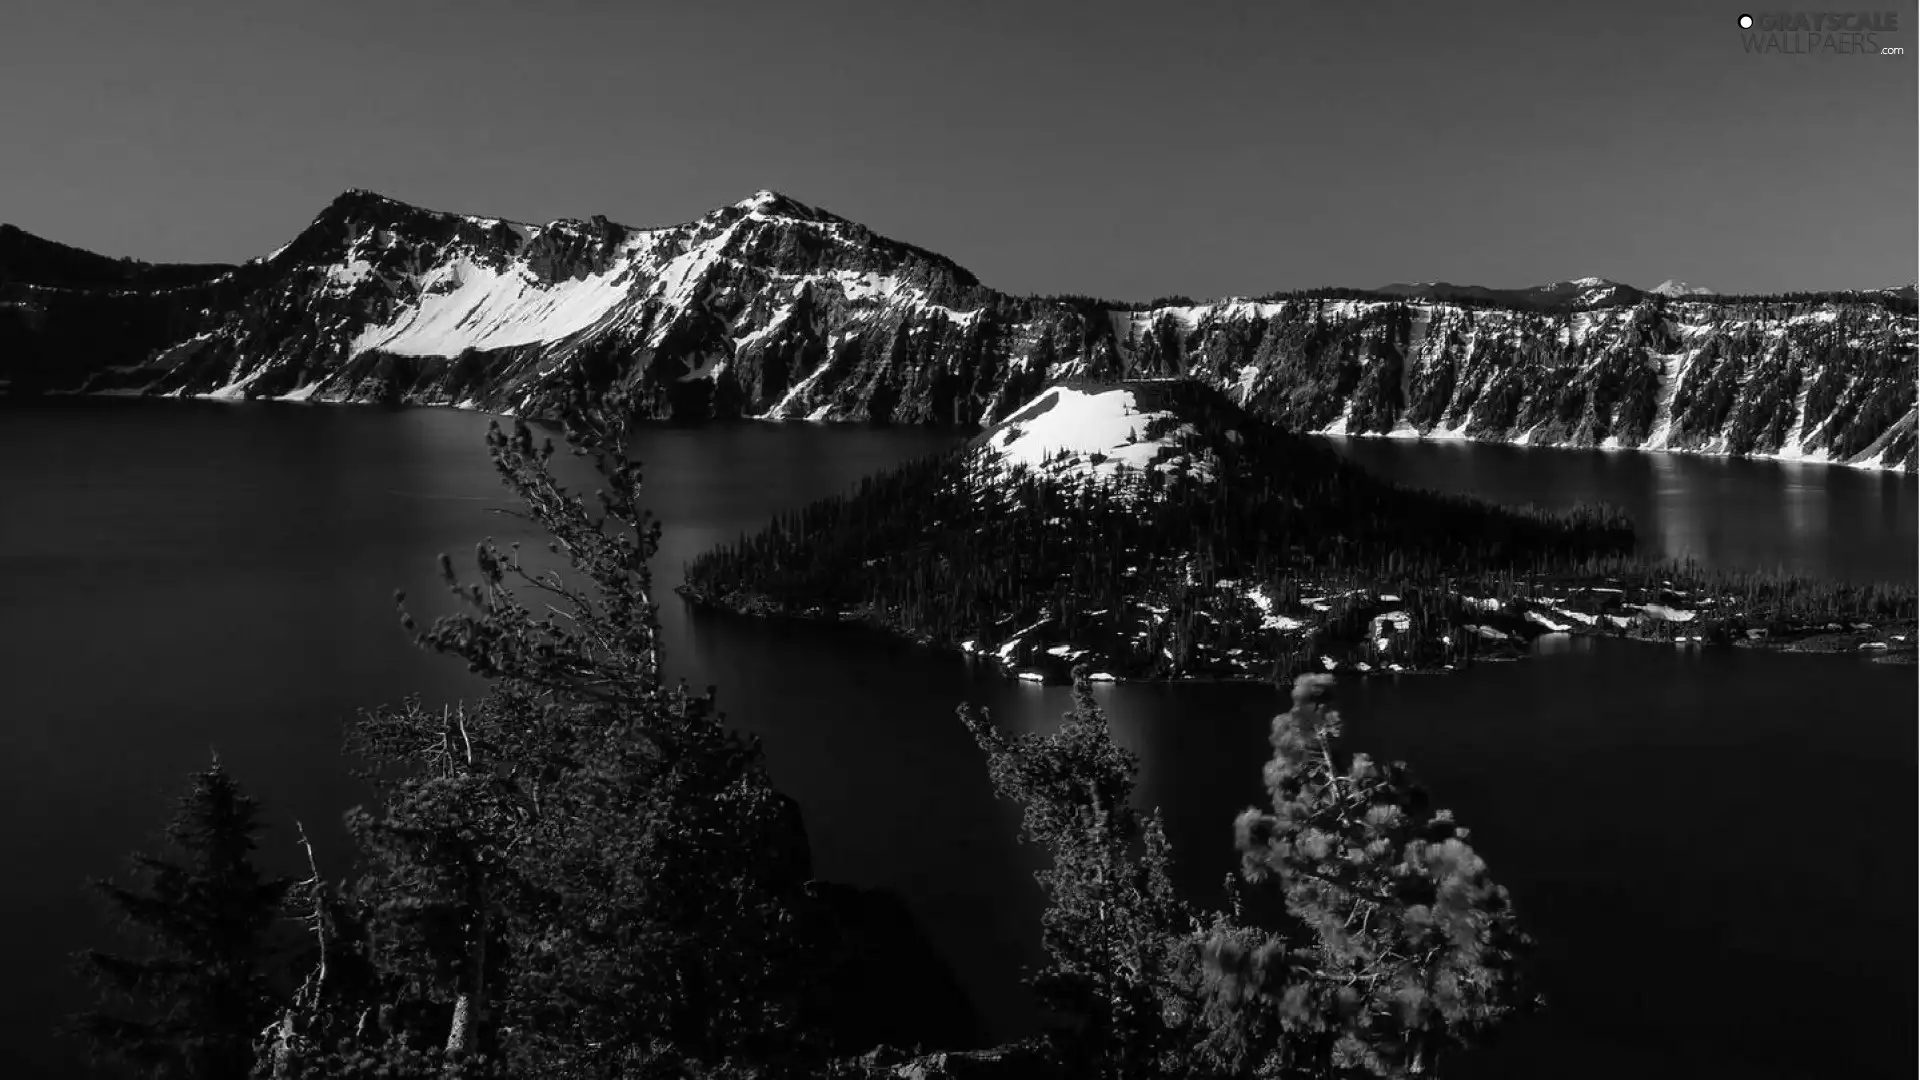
{"left": 1327, "top": 435, "right": 1919, "bottom": 583}
{"left": 1, "top": 400, "right": 1913, "bottom": 1079}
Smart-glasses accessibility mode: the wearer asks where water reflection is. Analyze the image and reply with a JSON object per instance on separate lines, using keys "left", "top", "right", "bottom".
{"left": 1645, "top": 451, "right": 1702, "bottom": 566}
{"left": 1328, "top": 438, "right": 1917, "bottom": 582}
{"left": 1530, "top": 632, "right": 1585, "bottom": 657}
{"left": 1778, "top": 464, "right": 1830, "bottom": 572}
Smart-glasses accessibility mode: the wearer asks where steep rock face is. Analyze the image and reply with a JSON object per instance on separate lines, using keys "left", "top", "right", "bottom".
{"left": 3, "top": 190, "right": 1913, "bottom": 470}
{"left": 1233, "top": 299, "right": 1916, "bottom": 469}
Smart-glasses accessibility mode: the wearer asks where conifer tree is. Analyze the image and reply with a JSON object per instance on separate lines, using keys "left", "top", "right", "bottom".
{"left": 959, "top": 672, "right": 1540, "bottom": 1079}
{"left": 255, "top": 826, "right": 392, "bottom": 1080}
{"left": 959, "top": 665, "right": 1210, "bottom": 1078}
{"left": 338, "top": 697, "right": 521, "bottom": 1065}
{"left": 269, "top": 383, "right": 824, "bottom": 1079}
{"left": 73, "top": 755, "right": 291, "bottom": 1080}
{"left": 1204, "top": 675, "right": 1536, "bottom": 1078}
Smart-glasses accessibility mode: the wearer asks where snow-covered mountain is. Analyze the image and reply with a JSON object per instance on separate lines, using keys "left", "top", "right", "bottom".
{"left": 4, "top": 188, "right": 995, "bottom": 418}
{"left": 1378, "top": 277, "right": 1679, "bottom": 308}
{"left": 1525, "top": 276, "right": 1642, "bottom": 308}
{"left": 1652, "top": 279, "right": 1715, "bottom": 297}
{"left": 1374, "top": 277, "right": 1637, "bottom": 308}
{"left": 2, "top": 189, "right": 1914, "bottom": 471}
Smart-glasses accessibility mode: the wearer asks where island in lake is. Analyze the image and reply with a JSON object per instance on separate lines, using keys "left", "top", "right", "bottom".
{"left": 681, "top": 380, "right": 1918, "bottom": 683}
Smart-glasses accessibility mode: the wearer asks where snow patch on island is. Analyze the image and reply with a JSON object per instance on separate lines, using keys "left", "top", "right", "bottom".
{"left": 973, "top": 385, "right": 1219, "bottom": 494}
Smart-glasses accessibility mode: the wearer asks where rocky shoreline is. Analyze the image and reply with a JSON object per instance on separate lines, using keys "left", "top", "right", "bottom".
{"left": 675, "top": 580, "right": 1919, "bottom": 685}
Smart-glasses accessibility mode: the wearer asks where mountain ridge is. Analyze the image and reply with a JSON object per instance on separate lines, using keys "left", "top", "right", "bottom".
{"left": 9, "top": 187, "right": 1894, "bottom": 308}
{"left": 2, "top": 189, "right": 1913, "bottom": 471}
{"left": 1652, "top": 278, "right": 1715, "bottom": 298}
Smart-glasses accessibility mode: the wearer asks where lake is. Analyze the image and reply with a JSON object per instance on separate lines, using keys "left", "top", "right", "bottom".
{"left": 0, "top": 399, "right": 1913, "bottom": 1079}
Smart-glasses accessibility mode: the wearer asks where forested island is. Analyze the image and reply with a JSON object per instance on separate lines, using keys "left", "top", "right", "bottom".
{"left": 681, "top": 381, "right": 1918, "bottom": 682}
{"left": 71, "top": 391, "right": 1540, "bottom": 1079}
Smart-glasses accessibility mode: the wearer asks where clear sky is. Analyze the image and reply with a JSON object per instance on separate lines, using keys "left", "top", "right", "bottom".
{"left": 1, "top": 0, "right": 1913, "bottom": 299}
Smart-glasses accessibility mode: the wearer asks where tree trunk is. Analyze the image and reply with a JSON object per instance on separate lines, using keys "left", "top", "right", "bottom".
{"left": 269, "top": 1010, "right": 295, "bottom": 1079}
{"left": 446, "top": 993, "right": 471, "bottom": 1055}
{"left": 448, "top": 879, "right": 490, "bottom": 1056}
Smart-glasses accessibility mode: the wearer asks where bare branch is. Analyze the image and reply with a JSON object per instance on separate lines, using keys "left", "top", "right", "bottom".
{"left": 457, "top": 708, "right": 474, "bottom": 767}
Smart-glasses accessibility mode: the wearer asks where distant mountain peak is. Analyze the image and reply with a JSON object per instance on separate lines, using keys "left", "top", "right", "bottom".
{"left": 311, "top": 188, "right": 462, "bottom": 231}
{"left": 1372, "top": 276, "right": 1639, "bottom": 309}
{"left": 734, "top": 189, "right": 793, "bottom": 211}
{"left": 722, "top": 188, "right": 843, "bottom": 227}
{"left": 1652, "top": 278, "right": 1715, "bottom": 297}
{"left": 330, "top": 187, "right": 411, "bottom": 209}
{"left": 1531, "top": 276, "right": 1622, "bottom": 292}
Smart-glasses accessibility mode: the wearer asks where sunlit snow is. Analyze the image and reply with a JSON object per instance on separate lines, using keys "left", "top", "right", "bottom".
{"left": 350, "top": 257, "right": 638, "bottom": 356}
{"left": 976, "top": 385, "right": 1217, "bottom": 491}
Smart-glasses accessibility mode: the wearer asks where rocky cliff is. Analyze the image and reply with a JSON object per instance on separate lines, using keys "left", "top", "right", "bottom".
{"left": 3, "top": 189, "right": 1912, "bottom": 470}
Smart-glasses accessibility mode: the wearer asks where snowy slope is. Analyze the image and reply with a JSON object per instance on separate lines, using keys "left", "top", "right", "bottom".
{"left": 1652, "top": 279, "right": 1716, "bottom": 297}
{"left": 972, "top": 385, "right": 1221, "bottom": 492}
{"left": 57, "top": 188, "right": 994, "bottom": 418}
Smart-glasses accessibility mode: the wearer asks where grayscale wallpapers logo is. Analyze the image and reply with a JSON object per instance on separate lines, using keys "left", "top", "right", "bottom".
{"left": 1737, "top": 11, "right": 1905, "bottom": 54}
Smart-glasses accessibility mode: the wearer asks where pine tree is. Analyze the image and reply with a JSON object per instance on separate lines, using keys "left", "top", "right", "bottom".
{"left": 337, "top": 697, "right": 522, "bottom": 1066}
{"left": 1203, "top": 675, "right": 1536, "bottom": 1077}
{"left": 255, "top": 825, "right": 392, "bottom": 1080}
{"left": 73, "top": 755, "right": 291, "bottom": 1080}
{"left": 269, "top": 382, "right": 825, "bottom": 1079}
{"left": 959, "top": 665, "right": 1210, "bottom": 1078}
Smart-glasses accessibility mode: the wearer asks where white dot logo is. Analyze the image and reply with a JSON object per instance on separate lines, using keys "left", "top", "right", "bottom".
{"left": 1738, "top": 13, "right": 1753, "bottom": 28}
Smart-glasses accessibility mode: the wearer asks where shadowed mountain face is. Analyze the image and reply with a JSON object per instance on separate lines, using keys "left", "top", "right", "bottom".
{"left": 2, "top": 190, "right": 1913, "bottom": 470}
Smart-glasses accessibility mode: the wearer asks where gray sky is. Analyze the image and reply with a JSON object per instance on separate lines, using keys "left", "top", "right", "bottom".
{"left": 2, "top": 0, "right": 1913, "bottom": 299}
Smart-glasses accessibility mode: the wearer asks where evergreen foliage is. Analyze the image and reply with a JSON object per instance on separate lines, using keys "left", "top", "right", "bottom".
{"left": 960, "top": 671, "right": 1204, "bottom": 1078}
{"left": 1203, "top": 676, "right": 1535, "bottom": 1077}
{"left": 958, "top": 667, "right": 1535, "bottom": 1079}
{"left": 72, "top": 756, "right": 292, "bottom": 1080}
{"left": 261, "top": 384, "right": 828, "bottom": 1079}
